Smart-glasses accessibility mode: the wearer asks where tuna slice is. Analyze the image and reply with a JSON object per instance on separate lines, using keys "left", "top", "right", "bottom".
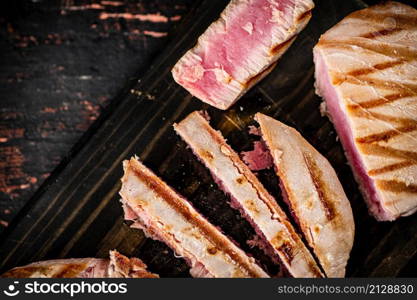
{"left": 172, "top": 0, "right": 314, "bottom": 110}
{"left": 1, "top": 250, "right": 158, "bottom": 278}
{"left": 313, "top": 1, "right": 417, "bottom": 221}
{"left": 254, "top": 113, "right": 354, "bottom": 277}
{"left": 174, "top": 111, "right": 323, "bottom": 278}
{"left": 120, "top": 157, "right": 268, "bottom": 278}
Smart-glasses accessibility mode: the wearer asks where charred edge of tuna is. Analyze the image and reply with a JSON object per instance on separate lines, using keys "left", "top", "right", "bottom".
{"left": 242, "top": 62, "right": 277, "bottom": 89}
{"left": 376, "top": 179, "right": 417, "bottom": 194}
{"left": 302, "top": 153, "right": 337, "bottom": 221}
{"left": 297, "top": 10, "right": 313, "bottom": 22}
{"left": 270, "top": 35, "right": 298, "bottom": 56}
{"left": 128, "top": 161, "right": 262, "bottom": 278}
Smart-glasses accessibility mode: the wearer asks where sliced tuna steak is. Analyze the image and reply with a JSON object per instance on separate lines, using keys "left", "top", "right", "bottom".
{"left": 120, "top": 157, "right": 268, "bottom": 278}
{"left": 314, "top": 1, "right": 417, "bottom": 221}
{"left": 174, "top": 111, "right": 323, "bottom": 278}
{"left": 172, "top": 0, "right": 314, "bottom": 110}
{"left": 1, "top": 250, "right": 158, "bottom": 278}
{"left": 254, "top": 113, "right": 355, "bottom": 277}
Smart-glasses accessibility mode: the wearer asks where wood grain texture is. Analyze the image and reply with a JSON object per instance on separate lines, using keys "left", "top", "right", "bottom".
{"left": 0, "top": 0, "right": 416, "bottom": 277}
{"left": 0, "top": 0, "right": 193, "bottom": 232}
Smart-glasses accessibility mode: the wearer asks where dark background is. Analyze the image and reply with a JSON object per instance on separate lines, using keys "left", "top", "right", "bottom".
{"left": 0, "top": 0, "right": 416, "bottom": 233}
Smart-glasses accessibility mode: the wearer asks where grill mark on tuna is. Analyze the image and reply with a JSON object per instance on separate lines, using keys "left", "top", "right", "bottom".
{"left": 54, "top": 263, "right": 88, "bottom": 278}
{"left": 332, "top": 74, "right": 417, "bottom": 94}
{"left": 316, "top": 2, "right": 417, "bottom": 220}
{"left": 128, "top": 162, "right": 261, "bottom": 278}
{"left": 359, "top": 143, "right": 417, "bottom": 162}
{"left": 270, "top": 35, "right": 297, "bottom": 56}
{"left": 318, "top": 38, "right": 416, "bottom": 61}
{"left": 242, "top": 62, "right": 277, "bottom": 89}
{"left": 349, "top": 11, "right": 417, "bottom": 28}
{"left": 322, "top": 34, "right": 417, "bottom": 183}
{"left": 303, "top": 153, "right": 336, "bottom": 221}
{"left": 356, "top": 124, "right": 417, "bottom": 144}
{"left": 347, "top": 92, "right": 412, "bottom": 110}
{"left": 368, "top": 160, "right": 414, "bottom": 176}
{"left": 346, "top": 104, "right": 417, "bottom": 144}
{"left": 347, "top": 109, "right": 411, "bottom": 125}
{"left": 346, "top": 60, "right": 404, "bottom": 77}
{"left": 377, "top": 179, "right": 417, "bottom": 194}
{"left": 360, "top": 27, "right": 402, "bottom": 39}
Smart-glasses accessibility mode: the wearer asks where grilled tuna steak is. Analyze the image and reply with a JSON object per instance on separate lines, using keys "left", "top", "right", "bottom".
{"left": 172, "top": 0, "right": 314, "bottom": 110}
{"left": 314, "top": 1, "right": 417, "bottom": 221}
{"left": 253, "top": 113, "right": 354, "bottom": 277}
{"left": 107, "top": 250, "right": 158, "bottom": 278}
{"left": 174, "top": 111, "right": 323, "bottom": 278}
{"left": 1, "top": 250, "right": 158, "bottom": 278}
{"left": 120, "top": 157, "right": 269, "bottom": 278}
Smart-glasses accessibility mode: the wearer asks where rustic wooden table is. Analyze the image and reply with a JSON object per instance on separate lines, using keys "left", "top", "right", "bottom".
{"left": 0, "top": 0, "right": 193, "bottom": 232}
{"left": 0, "top": 0, "right": 415, "bottom": 244}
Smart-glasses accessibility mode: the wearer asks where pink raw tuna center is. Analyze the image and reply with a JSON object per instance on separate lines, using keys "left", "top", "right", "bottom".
{"left": 242, "top": 141, "right": 274, "bottom": 171}
{"left": 314, "top": 51, "right": 391, "bottom": 220}
{"left": 179, "top": 0, "right": 295, "bottom": 101}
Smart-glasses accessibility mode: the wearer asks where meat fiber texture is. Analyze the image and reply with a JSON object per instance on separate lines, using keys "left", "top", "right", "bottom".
{"left": 120, "top": 157, "right": 269, "bottom": 278}
{"left": 174, "top": 111, "right": 323, "bottom": 278}
{"left": 107, "top": 250, "right": 159, "bottom": 278}
{"left": 1, "top": 250, "right": 158, "bottom": 278}
{"left": 172, "top": 0, "right": 314, "bottom": 110}
{"left": 242, "top": 141, "right": 274, "bottom": 171}
{"left": 314, "top": 1, "right": 417, "bottom": 221}
{"left": 253, "top": 113, "right": 354, "bottom": 278}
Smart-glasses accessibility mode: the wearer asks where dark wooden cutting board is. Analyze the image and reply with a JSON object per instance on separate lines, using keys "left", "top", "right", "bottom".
{"left": 0, "top": 0, "right": 415, "bottom": 277}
